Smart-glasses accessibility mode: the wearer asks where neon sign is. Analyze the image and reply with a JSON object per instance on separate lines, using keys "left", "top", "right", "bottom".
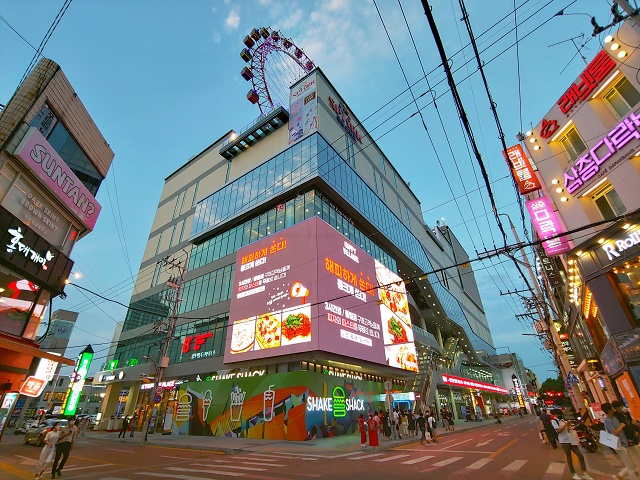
{"left": 526, "top": 196, "right": 572, "bottom": 256}
{"left": 306, "top": 395, "right": 365, "bottom": 413}
{"left": 6, "top": 226, "right": 54, "bottom": 269}
{"left": 441, "top": 374, "right": 509, "bottom": 394}
{"left": 62, "top": 346, "right": 94, "bottom": 416}
{"left": 502, "top": 144, "right": 541, "bottom": 194}
{"left": 600, "top": 227, "right": 640, "bottom": 260}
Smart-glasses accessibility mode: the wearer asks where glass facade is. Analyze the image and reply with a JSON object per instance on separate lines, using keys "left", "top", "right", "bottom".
{"left": 47, "top": 121, "right": 103, "bottom": 195}
{"left": 122, "top": 291, "right": 171, "bottom": 332}
{"left": 192, "top": 133, "right": 493, "bottom": 352}
{"left": 178, "top": 264, "right": 234, "bottom": 314}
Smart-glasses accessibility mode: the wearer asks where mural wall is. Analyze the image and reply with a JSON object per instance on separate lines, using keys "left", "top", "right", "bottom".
{"left": 173, "top": 371, "right": 386, "bottom": 441}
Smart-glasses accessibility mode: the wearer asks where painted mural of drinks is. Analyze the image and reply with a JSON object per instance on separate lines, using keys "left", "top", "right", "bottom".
{"left": 229, "top": 385, "right": 246, "bottom": 422}
{"left": 263, "top": 384, "right": 275, "bottom": 422}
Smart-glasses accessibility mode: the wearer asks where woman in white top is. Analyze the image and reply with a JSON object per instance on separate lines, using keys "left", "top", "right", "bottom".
{"left": 35, "top": 421, "right": 61, "bottom": 479}
{"left": 551, "top": 409, "right": 593, "bottom": 480}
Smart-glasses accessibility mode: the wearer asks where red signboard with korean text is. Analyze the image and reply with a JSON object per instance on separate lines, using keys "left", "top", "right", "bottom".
{"left": 557, "top": 50, "right": 616, "bottom": 116}
{"left": 19, "top": 376, "right": 46, "bottom": 397}
{"left": 441, "top": 374, "right": 509, "bottom": 394}
{"left": 223, "top": 217, "right": 418, "bottom": 372}
{"left": 503, "top": 144, "right": 541, "bottom": 194}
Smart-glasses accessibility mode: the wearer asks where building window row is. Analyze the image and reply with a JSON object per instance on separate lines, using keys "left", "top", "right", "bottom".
{"left": 178, "top": 264, "right": 234, "bottom": 314}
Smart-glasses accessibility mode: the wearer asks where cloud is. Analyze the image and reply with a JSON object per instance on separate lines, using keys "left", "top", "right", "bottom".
{"left": 258, "top": 0, "right": 271, "bottom": 5}
{"left": 226, "top": 8, "right": 241, "bottom": 29}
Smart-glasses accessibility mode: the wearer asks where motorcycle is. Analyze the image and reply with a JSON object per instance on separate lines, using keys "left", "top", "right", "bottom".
{"left": 573, "top": 418, "right": 598, "bottom": 453}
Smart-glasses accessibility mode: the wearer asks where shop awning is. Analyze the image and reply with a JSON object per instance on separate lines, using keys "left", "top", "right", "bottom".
{"left": 0, "top": 337, "right": 74, "bottom": 365}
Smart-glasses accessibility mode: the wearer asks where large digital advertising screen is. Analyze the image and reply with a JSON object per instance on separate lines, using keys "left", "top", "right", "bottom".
{"left": 223, "top": 215, "right": 418, "bottom": 372}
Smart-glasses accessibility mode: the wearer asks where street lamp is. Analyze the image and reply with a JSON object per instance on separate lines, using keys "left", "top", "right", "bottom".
{"left": 140, "top": 355, "right": 160, "bottom": 444}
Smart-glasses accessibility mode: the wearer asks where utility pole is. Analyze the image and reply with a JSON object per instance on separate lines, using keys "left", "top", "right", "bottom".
{"left": 499, "top": 214, "right": 582, "bottom": 411}
{"left": 140, "top": 253, "right": 187, "bottom": 444}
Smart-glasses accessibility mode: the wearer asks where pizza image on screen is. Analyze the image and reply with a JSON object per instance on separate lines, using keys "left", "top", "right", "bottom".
{"left": 230, "top": 318, "right": 256, "bottom": 354}
{"left": 255, "top": 313, "right": 281, "bottom": 350}
{"left": 281, "top": 306, "right": 312, "bottom": 346}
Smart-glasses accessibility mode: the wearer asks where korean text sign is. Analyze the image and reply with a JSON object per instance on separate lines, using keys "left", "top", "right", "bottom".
{"left": 224, "top": 217, "right": 418, "bottom": 371}
{"left": 502, "top": 144, "right": 541, "bottom": 194}
{"left": 526, "top": 196, "right": 572, "bottom": 256}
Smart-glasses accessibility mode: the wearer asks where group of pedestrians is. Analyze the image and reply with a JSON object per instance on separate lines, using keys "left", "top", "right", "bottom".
{"left": 441, "top": 407, "right": 455, "bottom": 431}
{"left": 358, "top": 408, "right": 440, "bottom": 448}
{"left": 34, "top": 418, "right": 78, "bottom": 480}
{"left": 118, "top": 415, "right": 138, "bottom": 438}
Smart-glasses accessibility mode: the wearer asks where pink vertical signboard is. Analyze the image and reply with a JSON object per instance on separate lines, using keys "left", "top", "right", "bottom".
{"left": 526, "top": 196, "right": 572, "bottom": 256}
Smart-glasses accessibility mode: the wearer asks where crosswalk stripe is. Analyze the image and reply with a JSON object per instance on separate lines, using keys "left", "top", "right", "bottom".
{"left": 348, "top": 453, "right": 384, "bottom": 460}
{"left": 502, "top": 460, "right": 527, "bottom": 471}
{"left": 245, "top": 453, "right": 317, "bottom": 461}
{"left": 166, "top": 467, "right": 245, "bottom": 477}
{"left": 137, "top": 474, "right": 226, "bottom": 480}
{"left": 402, "top": 455, "right": 435, "bottom": 465}
{"left": 466, "top": 458, "right": 493, "bottom": 470}
{"left": 374, "top": 454, "right": 410, "bottom": 462}
{"left": 190, "top": 463, "right": 271, "bottom": 471}
{"left": 432, "top": 456, "right": 463, "bottom": 467}
{"left": 64, "top": 464, "right": 116, "bottom": 472}
{"left": 546, "top": 462, "right": 566, "bottom": 474}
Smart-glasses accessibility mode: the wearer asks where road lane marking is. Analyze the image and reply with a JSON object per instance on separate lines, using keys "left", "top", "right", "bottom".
{"left": 149, "top": 446, "right": 224, "bottom": 454}
{"left": 546, "top": 462, "right": 566, "bottom": 474}
{"left": 166, "top": 467, "right": 244, "bottom": 476}
{"left": 64, "top": 464, "right": 116, "bottom": 472}
{"left": 432, "top": 456, "right": 463, "bottom": 467}
{"left": 191, "top": 463, "right": 270, "bottom": 471}
{"left": 106, "top": 448, "right": 132, "bottom": 453}
{"left": 488, "top": 439, "right": 518, "bottom": 458}
{"left": 502, "top": 459, "right": 527, "bottom": 471}
{"left": 476, "top": 439, "right": 493, "bottom": 447}
{"left": 0, "top": 460, "right": 31, "bottom": 479}
{"left": 481, "top": 432, "right": 492, "bottom": 436}
{"left": 402, "top": 456, "right": 435, "bottom": 464}
{"left": 466, "top": 458, "right": 492, "bottom": 469}
{"left": 348, "top": 453, "right": 384, "bottom": 460}
{"left": 137, "top": 474, "right": 232, "bottom": 480}
{"left": 245, "top": 453, "right": 316, "bottom": 461}
{"left": 13, "top": 455, "right": 37, "bottom": 465}
{"left": 441, "top": 439, "right": 471, "bottom": 449}
{"left": 374, "top": 454, "right": 410, "bottom": 462}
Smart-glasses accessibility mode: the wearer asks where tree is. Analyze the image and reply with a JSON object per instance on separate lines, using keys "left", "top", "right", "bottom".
{"left": 539, "top": 377, "right": 570, "bottom": 407}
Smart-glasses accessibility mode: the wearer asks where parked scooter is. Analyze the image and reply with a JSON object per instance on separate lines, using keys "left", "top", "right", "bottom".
{"left": 573, "top": 417, "right": 598, "bottom": 453}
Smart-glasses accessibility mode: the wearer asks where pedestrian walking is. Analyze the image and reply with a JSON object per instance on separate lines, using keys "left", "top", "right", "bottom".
{"left": 446, "top": 409, "right": 455, "bottom": 431}
{"left": 551, "top": 408, "right": 594, "bottom": 480}
{"left": 358, "top": 414, "right": 367, "bottom": 447}
{"left": 129, "top": 415, "right": 138, "bottom": 437}
{"left": 35, "top": 421, "right": 61, "bottom": 479}
{"left": 366, "top": 413, "right": 379, "bottom": 447}
{"left": 603, "top": 402, "right": 640, "bottom": 480}
{"left": 407, "top": 410, "right": 416, "bottom": 437}
{"left": 79, "top": 418, "right": 89, "bottom": 437}
{"left": 118, "top": 416, "right": 130, "bottom": 438}
{"left": 417, "top": 412, "right": 430, "bottom": 445}
{"left": 51, "top": 418, "right": 77, "bottom": 479}
{"left": 400, "top": 411, "right": 408, "bottom": 437}
{"left": 428, "top": 411, "right": 438, "bottom": 443}
{"left": 392, "top": 408, "right": 400, "bottom": 439}
{"left": 539, "top": 408, "right": 557, "bottom": 449}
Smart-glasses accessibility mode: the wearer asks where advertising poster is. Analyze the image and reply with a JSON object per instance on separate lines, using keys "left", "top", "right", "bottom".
{"left": 288, "top": 73, "right": 318, "bottom": 145}
{"left": 173, "top": 371, "right": 384, "bottom": 441}
{"left": 616, "top": 371, "right": 640, "bottom": 423}
{"left": 224, "top": 217, "right": 418, "bottom": 372}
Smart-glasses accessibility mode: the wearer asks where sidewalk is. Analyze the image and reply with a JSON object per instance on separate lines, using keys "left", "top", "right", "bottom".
{"left": 87, "top": 413, "right": 524, "bottom": 454}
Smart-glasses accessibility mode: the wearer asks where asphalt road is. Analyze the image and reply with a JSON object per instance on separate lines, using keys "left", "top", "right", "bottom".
{"left": 0, "top": 418, "right": 626, "bottom": 479}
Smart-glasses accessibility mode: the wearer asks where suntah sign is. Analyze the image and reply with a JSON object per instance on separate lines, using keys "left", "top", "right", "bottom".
{"left": 502, "top": 144, "right": 541, "bottom": 194}
{"left": 526, "top": 196, "right": 572, "bottom": 256}
{"left": 564, "top": 111, "right": 640, "bottom": 196}
{"left": 557, "top": 50, "right": 616, "bottom": 115}
{"left": 14, "top": 127, "right": 102, "bottom": 230}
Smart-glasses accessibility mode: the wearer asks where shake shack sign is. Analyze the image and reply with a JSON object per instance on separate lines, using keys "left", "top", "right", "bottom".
{"left": 0, "top": 206, "right": 73, "bottom": 295}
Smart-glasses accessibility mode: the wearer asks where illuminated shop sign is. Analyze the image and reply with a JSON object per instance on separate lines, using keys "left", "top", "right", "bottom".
{"left": 557, "top": 50, "right": 616, "bottom": 115}
{"left": 182, "top": 332, "right": 215, "bottom": 359}
{"left": 328, "top": 96, "right": 363, "bottom": 144}
{"left": 502, "top": 144, "right": 541, "bottom": 194}
{"left": 224, "top": 217, "right": 419, "bottom": 372}
{"left": 62, "top": 346, "right": 94, "bottom": 416}
{"left": 14, "top": 127, "right": 102, "bottom": 230}
{"left": 535, "top": 245, "right": 564, "bottom": 288}
{"left": 306, "top": 393, "right": 365, "bottom": 413}
{"left": 539, "top": 119, "right": 559, "bottom": 139}
{"left": 371, "top": 392, "right": 416, "bottom": 402}
{"left": 564, "top": 111, "right": 640, "bottom": 196}
{"left": 97, "top": 371, "right": 125, "bottom": 382}
{"left": 441, "top": 374, "right": 509, "bottom": 394}
{"left": 0, "top": 206, "right": 73, "bottom": 295}
{"left": 324, "top": 369, "right": 363, "bottom": 380}
{"left": 600, "top": 227, "right": 640, "bottom": 261}
{"left": 526, "top": 197, "right": 572, "bottom": 256}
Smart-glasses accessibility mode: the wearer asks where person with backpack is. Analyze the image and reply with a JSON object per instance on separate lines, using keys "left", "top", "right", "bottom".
{"left": 551, "top": 408, "right": 593, "bottom": 480}
{"left": 427, "top": 410, "right": 438, "bottom": 443}
{"left": 417, "top": 412, "right": 430, "bottom": 445}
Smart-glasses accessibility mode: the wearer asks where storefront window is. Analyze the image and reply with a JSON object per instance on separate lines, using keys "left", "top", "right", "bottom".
{"left": 0, "top": 264, "right": 48, "bottom": 338}
{"left": 613, "top": 260, "right": 640, "bottom": 325}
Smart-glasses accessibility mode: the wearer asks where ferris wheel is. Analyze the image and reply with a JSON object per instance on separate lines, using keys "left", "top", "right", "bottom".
{"left": 240, "top": 27, "right": 315, "bottom": 114}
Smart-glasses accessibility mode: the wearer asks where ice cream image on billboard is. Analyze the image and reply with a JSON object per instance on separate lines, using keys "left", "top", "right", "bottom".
{"left": 290, "top": 281, "right": 309, "bottom": 304}
{"left": 202, "top": 390, "right": 212, "bottom": 422}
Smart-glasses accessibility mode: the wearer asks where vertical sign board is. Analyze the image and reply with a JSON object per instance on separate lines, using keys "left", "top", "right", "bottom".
{"left": 502, "top": 145, "right": 541, "bottom": 194}
{"left": 288, "top": 72, "right": 318, "bottom": 145}
{"left": 62, "top": 346, "right": 93, "bottom": 416}
{"left": 0, "top": 393, "right": 19, "bottom": 440}
{"left": 526, "top": 196, "right": 572, "bottom": 256}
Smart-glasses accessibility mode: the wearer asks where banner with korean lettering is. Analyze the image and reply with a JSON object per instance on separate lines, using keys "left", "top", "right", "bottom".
{"left": 526, "top": 196, "right": 572, "bottom": 256}
{"left": 224, "top": 216, "right": 418, "bottom": 372}
{"left": 502, "top": 145, "right": 541, "bottom": 194}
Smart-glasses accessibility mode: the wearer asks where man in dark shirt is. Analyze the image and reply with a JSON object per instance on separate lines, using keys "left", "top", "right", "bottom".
{"left": 417, "top": 412, "right": 429, "bottom": 445}
{"left": 539, "top": 409, "right": 557, "bottom": 449}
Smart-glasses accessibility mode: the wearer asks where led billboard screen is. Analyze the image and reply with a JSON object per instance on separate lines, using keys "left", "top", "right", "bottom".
{"left": 224, "top": 216, "right": 418, "bottom": 372}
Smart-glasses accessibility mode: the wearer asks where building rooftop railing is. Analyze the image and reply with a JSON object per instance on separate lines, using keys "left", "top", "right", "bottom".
{"left": 219, "top": 102, "right": 286, "bottom": 150}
